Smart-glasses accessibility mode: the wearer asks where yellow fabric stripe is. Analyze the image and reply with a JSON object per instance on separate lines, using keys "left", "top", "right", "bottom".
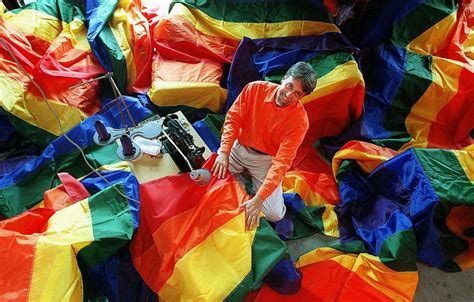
{"left": 400, "top": 57, "right": 464, "bottom": 151}
{"left": 297, "top": 247, "right": 418, "bottom": 301}
{"left": 0, "top": 72, "right": 87, "bottom": 135}
{"left": 3, "top": 9, "right": 63, "bottom": 44}
{"left": 406, "top": 11, "right": 457, "bottom": 55}
{"left": 29, "top": 199, "right": 94, "bottom": 302}
{"left": 159, "top": 213, "right": 255, "bottom": 301}
{"left": 332, "top": 147, "right": 395, "bottom": 177}
{"left": 149, "top": 81, "right": 227, "bottom": 112}
{"left": 60, "top": 19, "right": 91, "bottom": 52}
{"left": 322, "top": 205, "right": 339, "bottom": 237}
{"left": 3, "top": 9, "right": 90, "bottom": 52}
{"left": 453, "top": 150, "right": 474, "bottom": 184}
{"left": 283, "top": 174, "right": 332, "bottom": 207}
{"left": 109, "top": 1, "right": 137, "bottom": 87}
{"left": 301, "top": 60, "right": 364, "bottom": 104}
{"left": 169, "top": 4, "right": 340, "bottom": 40}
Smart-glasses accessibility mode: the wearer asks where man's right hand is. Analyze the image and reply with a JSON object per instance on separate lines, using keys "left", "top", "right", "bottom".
{"left": 211, "top": 151, "right": 229, "bottom": 179}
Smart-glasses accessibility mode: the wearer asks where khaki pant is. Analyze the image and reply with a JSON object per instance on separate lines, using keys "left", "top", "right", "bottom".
{"left": 228, "top": 140, "right": 286, "bottom": 222}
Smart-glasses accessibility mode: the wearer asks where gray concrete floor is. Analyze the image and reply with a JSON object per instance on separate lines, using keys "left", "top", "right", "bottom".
{"left": 414, "top": 262, "right": 473, "bottom": 302}
{"left": 286, "top": 233, "right": 474, "bottom": 301}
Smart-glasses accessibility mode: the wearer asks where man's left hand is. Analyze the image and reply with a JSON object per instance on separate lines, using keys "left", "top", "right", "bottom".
{"left": 239, "top": 195, "right": 263, "bottom": 230}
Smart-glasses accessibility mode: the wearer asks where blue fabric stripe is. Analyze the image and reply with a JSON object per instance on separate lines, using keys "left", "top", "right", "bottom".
{"left": 360, "top": 45, "right": 407, "bottom": 140}
{"left": 369, "top": 149, "right": 447, "bottom": 266}
{"left": 192, "top": 120, "right": 220, "bottom": 152}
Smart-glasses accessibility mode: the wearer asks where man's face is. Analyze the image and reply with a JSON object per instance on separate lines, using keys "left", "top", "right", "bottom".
{"left": 275, "top": 76, "right": 306, "bottom": 107}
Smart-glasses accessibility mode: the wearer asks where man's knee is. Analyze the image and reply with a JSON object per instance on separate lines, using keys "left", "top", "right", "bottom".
{"left": 264, "top": 211, "right": 285, "bottom": 222}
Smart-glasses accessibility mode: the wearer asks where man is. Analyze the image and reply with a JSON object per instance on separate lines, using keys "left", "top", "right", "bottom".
{"left": 211, "top": 62, "right": 317, "bottom": 230}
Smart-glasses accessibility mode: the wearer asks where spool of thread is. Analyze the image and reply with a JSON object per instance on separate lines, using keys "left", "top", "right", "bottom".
{"left": 120, "top": 134, "right": 135, "bottom": 156}
{"left": 94, "top": 120, "right": 111, "bottom": 142}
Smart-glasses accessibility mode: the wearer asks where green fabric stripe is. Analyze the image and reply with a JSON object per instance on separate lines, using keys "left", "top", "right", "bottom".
{"left": 10, "top": 0, "right": 85, "bottom": 23}
{"left": 170, "top": 0, "right": 333, "bottom": 23}
{"left": 202, "top": 113, "right": 225, "bottom": 138}
{"left": 98, "top": 25, "right": 128, "bottom": 92}
{"left": 0, "top": 109, "right": 57, "bottom": 147}
{"left": 413, "top": 149, "right": 474, "bottom": 204}
{"left": 379, "top": 229, "right": 417, "bottom": 272}
{"left": 77, "top": 184, "right": 135, "bottom": 298}
{"left": 265, "top": 52, "right": 355, "bottom": 83}
{"left": 289, "top": 206, "right": 325, "bottom": 240}
{"left": 224, "top": 220, "right": 288, "bottom": 301}
{"left": 381, "top": 52, "right": 433, "bottom": 149}
{"left": 0, "top": 143, "right": 121, "bottom": 218}
{"left": 391, "top": 0, "right": 458, "bottom": 48}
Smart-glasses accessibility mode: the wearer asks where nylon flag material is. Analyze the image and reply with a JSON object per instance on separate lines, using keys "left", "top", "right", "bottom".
{"left": 334, "top": 142, "right": 474, "bottom": 272}
{"left": 251, "top": 240, "right": 418, "bottom": 302}
{"left": 131, "top": 157, "right": 292, "bottom": 301}
{"left": 0, "top": 170, "right": 139, "bottom": 301}
{"left": 86, "top": 0, "right": 154, "bottom": 93}
{"left": 148, "top": 0, "right": 340, "bottom": 118}
{"left": 340, "top": 0, "right": 458, "bottom": 50}
{"left": 355, "top": 44, "right": 474, "bottom": 151}
{"left": 0, "top": 0, "right": 106, "bottom": 138}
{"left": 0, "top": 95, "right": 153, "bottom": 218}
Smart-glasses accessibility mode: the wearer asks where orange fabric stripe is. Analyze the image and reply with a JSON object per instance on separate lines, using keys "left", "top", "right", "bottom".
{"left": 283, "top": 170, "right": 339, "bottom": 206}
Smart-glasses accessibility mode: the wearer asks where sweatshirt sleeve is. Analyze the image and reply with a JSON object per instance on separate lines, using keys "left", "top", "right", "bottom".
{"left": 219, "top": 84, "right": 250, "bottom": 154}
{"left": 256, "top": 123, "right": 308, "bottom": 201}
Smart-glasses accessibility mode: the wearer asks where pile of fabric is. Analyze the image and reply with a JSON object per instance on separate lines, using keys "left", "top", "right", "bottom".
{"left": 0, "top": 0, "right": 472, "bottom": 301}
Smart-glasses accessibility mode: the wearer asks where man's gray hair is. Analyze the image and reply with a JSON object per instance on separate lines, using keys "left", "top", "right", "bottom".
{"left": 284, "top": 62, "right": 317, "bottom": 95}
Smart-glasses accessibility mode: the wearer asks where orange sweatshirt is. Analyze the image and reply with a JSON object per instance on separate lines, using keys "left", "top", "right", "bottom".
{"left": 220, "top": 81, "right": 309, "bottom": 200}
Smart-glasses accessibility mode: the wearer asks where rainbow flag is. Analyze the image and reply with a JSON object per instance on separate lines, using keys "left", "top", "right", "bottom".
{"left": 0, "top": 170, "right": 140, "bottom": 301}
{"left": 0, "top": 95, "right": 153, "bottom": 218}
{"left": 148, "top": 0, "right": 340, "bottom": 118}
{"left": 86, "top": 0, "right": 154, "bottom": 93}
{"left": 0, "top": 0, "right": 106, "bottom": 138}
{"left": 131, "top": 158, "right": 293, "bottom": 301}
{"left": 326, "top": 0, "right": 473, "bottom": 151}
{"left": 251, "top": 241, "right": 418, "bottom": 301}
{"left": 349, "top": 44, "right": 474, "bottom": 151}
{"left": 334, "top": 142, "right": 474, "bottom": 271}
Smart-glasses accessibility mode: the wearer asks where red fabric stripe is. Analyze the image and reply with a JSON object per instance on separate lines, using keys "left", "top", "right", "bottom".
{"left": 0, "top": 208, "right": 55, "bottom": 300}
{"left": 303, "top": 84, "right": 365, "bottom": 145}
{"left": 427, "top": 66, "right": 474, "bottom": 149}
{"left": 250, "top": 259, "right": 392, "bottom": 302}
{"left": 153, "top": 15, "right": 238, "bottom": 64}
